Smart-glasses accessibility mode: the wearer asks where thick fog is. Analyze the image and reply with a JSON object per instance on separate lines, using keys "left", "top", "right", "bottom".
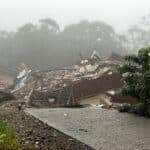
{"left": 0, "top": 0, "right": 150, "bottom": 32}
{"left": 0, "top": 0, "right": 150, "bottom": 69}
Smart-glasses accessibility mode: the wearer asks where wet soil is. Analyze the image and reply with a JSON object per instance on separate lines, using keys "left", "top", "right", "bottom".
{"left": 0, "top": 107, "right": 93, "bottom": 150}
{"left": 27, "top": 107, "right": 150, "bottom": 150}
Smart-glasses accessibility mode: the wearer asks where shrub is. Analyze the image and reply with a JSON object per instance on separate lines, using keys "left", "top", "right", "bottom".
{"left": 0, "top": 121, "right": 21, "bottom": 150}
{"left": 119, "top": 47, "right": 150, "bottom": 114}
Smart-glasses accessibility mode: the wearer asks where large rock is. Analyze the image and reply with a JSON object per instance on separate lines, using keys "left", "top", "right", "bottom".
{"left": 118, "top": 103, "right": 132, "bottom": 113}
{"left": 118, "top": 103, "right": 149, "bottom": 117}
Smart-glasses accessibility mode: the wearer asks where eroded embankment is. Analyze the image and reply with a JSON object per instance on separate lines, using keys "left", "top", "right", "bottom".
{"left": 0, "top": 107, "right": 93, "bottom": 150}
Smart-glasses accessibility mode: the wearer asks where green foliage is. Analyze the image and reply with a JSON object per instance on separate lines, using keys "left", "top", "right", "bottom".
{"left": 119, "top": 47, "right": 150, "bottom": 104}
{"left": 0, "top": 121, "right": 20, "bottom": 150}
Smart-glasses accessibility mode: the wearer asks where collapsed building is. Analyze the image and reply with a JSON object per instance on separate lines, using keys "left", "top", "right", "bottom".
{"left": 11, "top": 53, "right": 125, "bottom": 108}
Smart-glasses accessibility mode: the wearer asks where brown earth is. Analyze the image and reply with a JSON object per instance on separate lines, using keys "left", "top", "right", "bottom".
{"left": 0, "top": 68, "right": 15, "bottom": 89}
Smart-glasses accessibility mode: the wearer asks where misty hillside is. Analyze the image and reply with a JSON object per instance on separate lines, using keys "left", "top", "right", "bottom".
{"left": 0, "top": 19, "right": 125, "bottom": 69}
{"left": 0, "top": 17, "right": 150, "bottom": 69}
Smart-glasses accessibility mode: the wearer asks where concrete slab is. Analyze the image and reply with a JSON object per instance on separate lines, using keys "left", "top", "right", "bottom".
{"left": 26, "top": 107, "right": 150, "bottom": 150}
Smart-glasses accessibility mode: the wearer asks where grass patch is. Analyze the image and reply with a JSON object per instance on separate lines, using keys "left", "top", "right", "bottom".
{"left": 0, "top": 121, "right": 21, "bottom": 150}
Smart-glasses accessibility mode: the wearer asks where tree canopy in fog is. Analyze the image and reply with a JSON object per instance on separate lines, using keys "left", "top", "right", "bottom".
{"left": 0, "top": 17, "right": 147, "bottom": 69}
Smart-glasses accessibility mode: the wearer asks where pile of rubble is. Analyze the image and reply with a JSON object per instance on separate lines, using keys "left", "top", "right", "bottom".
{"left": 10, "top": 53, "right": 124, "bottom": 108}
{"left": 0, "top": 68, "right": 15, "bottom": 104}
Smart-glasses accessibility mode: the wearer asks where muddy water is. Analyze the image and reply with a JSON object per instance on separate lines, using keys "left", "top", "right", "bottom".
{"left": 26, "top": 107, "right": 150, "bottom": 150}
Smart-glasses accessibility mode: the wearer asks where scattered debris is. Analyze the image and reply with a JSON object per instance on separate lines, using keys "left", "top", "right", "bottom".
{"left": 0, "top": 91, "right": 14, "bottom": 103}
{"left": 9, "top": 54, "right": 125, "bottom": 108}
{"left": 107, "top": 90, "right": 116, "bottom": 96}
{"left": 91, "top": 50, "right": 101, "bottom": 61}
{"left": 64, "top": 113, "right": 68, "bottom": 117}
{"left": 118, "top": 103, "right": 150, "bottom": 117}
{"left": 99, "top": 94, "right": 112, "bottom": 108}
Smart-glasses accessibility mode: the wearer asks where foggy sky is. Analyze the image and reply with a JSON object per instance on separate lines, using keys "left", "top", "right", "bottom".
{"left": 0, "top": 0, "right": 150, "bottom": 32}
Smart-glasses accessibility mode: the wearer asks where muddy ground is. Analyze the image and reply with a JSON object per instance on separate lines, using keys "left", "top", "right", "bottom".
{"left": 0, "top": 68, "right": 14, "bottom": 88}
{"left": 0, "top": 107, "right": 93, "bottom": 150}
{"left": 26, "top": 107, "right": 150, "bottom": 150}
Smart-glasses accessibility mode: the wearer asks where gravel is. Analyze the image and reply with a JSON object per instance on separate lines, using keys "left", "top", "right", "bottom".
{"left": 26, "top": 107, "right": 150, "bottom": 150}
{"left": 0, "top": 107, "right": 93, "bottom": 150}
